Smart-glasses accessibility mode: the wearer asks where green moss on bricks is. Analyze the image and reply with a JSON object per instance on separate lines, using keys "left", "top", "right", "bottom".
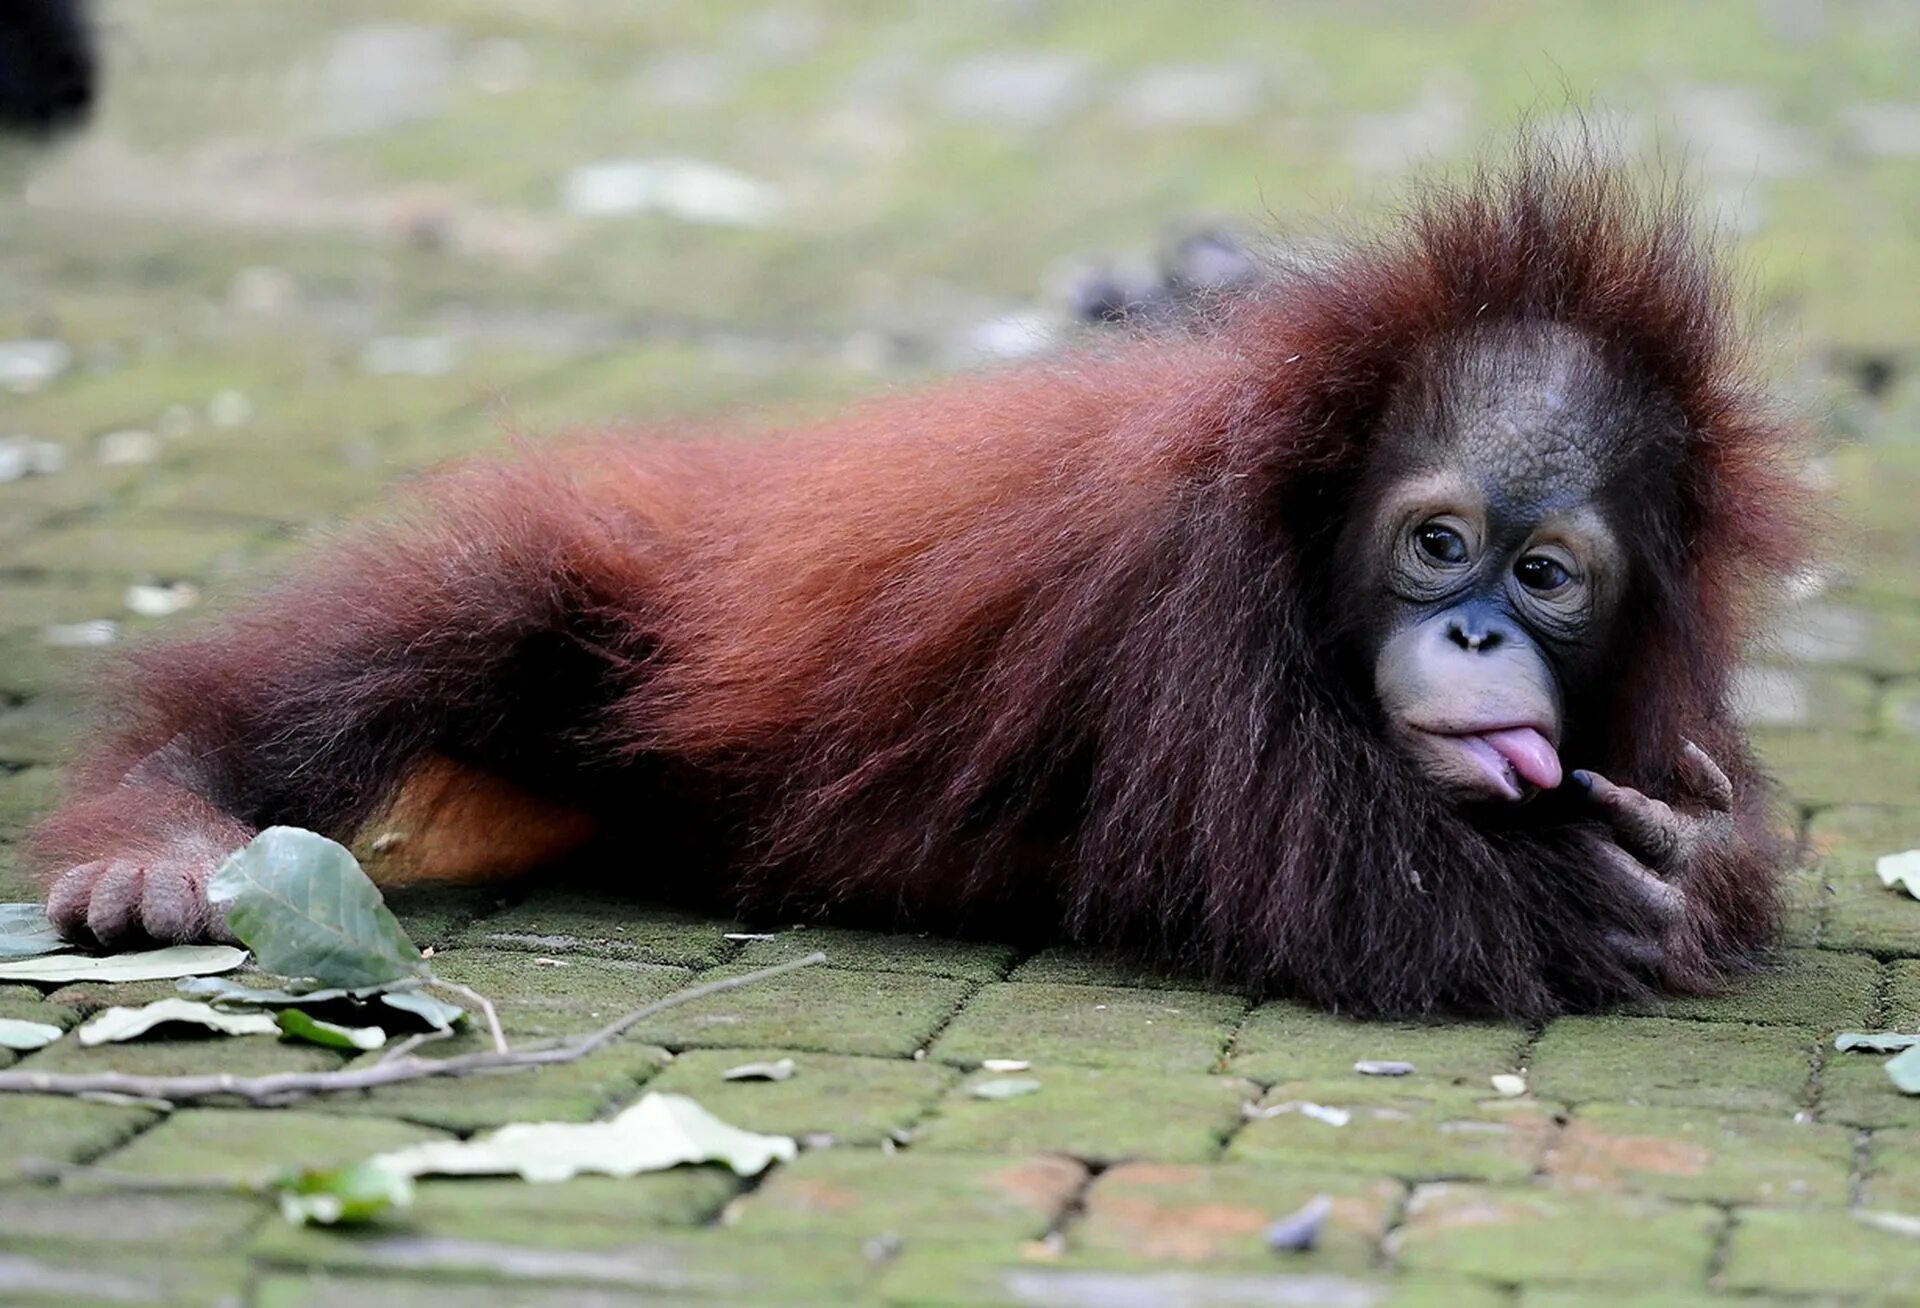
{"left": 1229, "top": 1001, "right": 1527, "bottom": 1086}
{"left": 0, "top": 998, "right": 76, "bottom": 1031}
{"left": 1392, "top": 1184, "right": 1720, "bottom": 1286}
{"left": 453, "top": 894, "right": 741, "bottom": 968}
{"left": 1734, "top": 664, "right": 1877, "bottom": 733}
{"left": 138, "top": 458, "right": 383, "bottom": 525}
{"left": 1778, "top": 864, "right": 1823, "bottom": 948}
{"left": 1772, "top": 602, "right": 1920, "bottom": 678}
{"left": 1859, "top": 1126, "right": 1920, "bottom": 1208}
{"left": 398, "top": 1172, "right": 741, "bottom": 1241}
{"left": 1886, "top": 680, "right": 1920, "bottom": 737}
{"left": 1230, "top": 1081, "right": 1553, "bottom": 1183}
{"left": 1721, "top": 1206, "right": 1920, "bottom": 1295}
{"left": 5, "top": 519, "right": 268, "bottom": 580}
{"left": 1078, "top": 1163, "right": 1401, "bottom": 1275}
{"left": 0, "top": 1097, "right": 159, "bottom": 1180}
{"left": 915, "top": 1067, "right": 1253, "bottom": 1163}
{"left": 1528, "top": 1017, "right": 1815, "bottom": 1113}
{"left": 25, "top": 1032, "right": 345, "bottom": 1080}
{"left": 644, "top": 1048, "right": 956, "bottom": 1145}
{"left": 311, "top": 1042, "right": 670, "bottom": 1133}
{"left": 0, "top": 633, "right": 75, "bottom": 700}
{"left": 929, "top": 982, "right": 1246, "bottom": 1074}
{"left": 0, "top": 1253, "right": 248, "bottom": 1306}
{"left": 249, "top": 1226, "right": 871, "bottom": 1299}
{"left": 1752, "top": 732, "right": 1920, "bottom": 809}
{"left": 1815, "top": 1054, "right": 1920, "bottom": 1129}
{"left": 1885, "top": 959, "right": 1920, "bottom": 1028}
{"left": 254, "top": 1274, "right": 668, "bottom": 1308}
{"left": 419, "top": 948, "right": 693, "bottom": 1039}
{"left": 1386, "top": 1282, "right": 1511, "bottom": 1308}
{"left": 623, "top": 965, "right": 969, "bottom": 1058}
{"left": 1625, "top": 949, "right": 1878, "bottom": 1029}
{"left": 0, "top": 1188, "right": 263, "bottom": 1252}
{"left": 43, "top": 977, "right": 207, "bottom": 1013}
{"left": 1518, "top": 1291, "right": 1746, "bottom": 1308}
{"left": 1543, "top": 1104, "right": 1852, "bottom": 1204}
{"left": 1815, "top": 858, "right": 1920, "bottom": 957}
{"left": 0, "top": 848, "right": 36, "bottom": 904}
{"left": 0, "top": 766, "right": 60, "bottom": 833}
{"left": 98, "top": 1108, "right": 447, "bottom": 1185}
{"left": 0, "top": 577, "right": 138, "bottom": 633}
{"left": 1006, "top": 946, "right": 1215, "bottom": 991}
{"left": 734, "top": 1149, "right": 1083, "bottom": 1242}
{"left": 0, "top": 699, "right": 86, "bottom": 767}
{"left": 731, "top": 926, "right": 1019, "bottom": 981}
{"left": 366, "top": 886, "right": 496, "bottom": 953}
{"left": 874, "top": 1247, "right": 1462, "bottom": 1308}
{"left": 1807, "top": 805, "right": 1920, "bottom": 859}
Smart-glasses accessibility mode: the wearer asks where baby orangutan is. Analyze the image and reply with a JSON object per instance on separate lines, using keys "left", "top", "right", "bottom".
{"left": 34, "top": 150, "right": 1806, "bottom": 1017}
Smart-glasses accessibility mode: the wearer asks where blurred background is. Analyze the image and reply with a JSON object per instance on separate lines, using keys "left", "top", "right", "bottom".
{"left": 1, "top": 0, "right": 1919, "bottom": 875}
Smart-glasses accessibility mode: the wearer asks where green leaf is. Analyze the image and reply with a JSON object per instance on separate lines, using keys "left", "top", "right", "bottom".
{"left": 78, "top": 998, "right": 280, "bottom": 1046}
{"left": 0, "top": 903, "right": 69, "bottom": 960}
{"left": 1879, "top": 850, "right": 1920, "bottom": 901}
{"left": 276, "top": 1010, "right": 386, "bottom": 1051}
{"left": 176, "top": 975, "right": 460, "bottom": 1032}
{"left": 374, "top": 1093, "right": 797, "bottom": 1182}
{"left": 208, "top": 827, "right": 422, "bottom": 988}
{"left": 1888, "top": 1045, "right": 1920, "bottom": 1095}
{"left": 177, "top": 975, "right": 406, "bottom": 1007}
{"left": 0, "top": 904, "right": 47, "bottom": 932}
{"left": 0, "top": 945, "right": 248, "bottom": 984}
{"left": 1836, "top": 1032, "right": 1920, "bottom": 1054}
{"left": 274, "top": 1161, "right": 414, "bottom": 1226}
{"left": 969, "top": 1077, "right": 1041, "bottom": 1100}
{"left": 379, "top": 988, "right": 465, "bottom": 1031}
{"left": 0, "top": 1017, "right": 64, "bottom": 1050}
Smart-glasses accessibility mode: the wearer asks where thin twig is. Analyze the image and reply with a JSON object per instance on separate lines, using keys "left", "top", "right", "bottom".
{"left": 78, "top": 1090, "right": 175, "bottom": 1112}
{"left": 426, "top": 977, "right": 506, "bottom": 1054}
{"left": 376, "top": 1028, "right": 451, "bottom": 1065}
{"left": 0, "top": 953, "right": 825, "bottom": 1107}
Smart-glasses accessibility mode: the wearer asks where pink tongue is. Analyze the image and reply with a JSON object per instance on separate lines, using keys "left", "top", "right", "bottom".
{"left": 1480, "top": 727, "right": 1562, "bottom": 790}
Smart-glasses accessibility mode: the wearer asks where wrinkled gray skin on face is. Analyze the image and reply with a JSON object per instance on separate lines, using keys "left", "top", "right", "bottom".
{"left": 1349, "top": 321, "right": 1659, "bottom": 803}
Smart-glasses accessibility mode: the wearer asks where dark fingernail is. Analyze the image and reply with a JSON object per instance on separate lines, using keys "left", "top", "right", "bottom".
{"left": 1569, "top": 770, "right": 1594, "bottom": 792}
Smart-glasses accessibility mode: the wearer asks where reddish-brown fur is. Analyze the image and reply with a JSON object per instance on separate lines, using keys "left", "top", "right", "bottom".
{"left": 34, "top": 148, "right": 1808, "bottom": 1016}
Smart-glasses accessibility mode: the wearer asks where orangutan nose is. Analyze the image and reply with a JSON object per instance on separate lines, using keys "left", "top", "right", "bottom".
{"left": 1445, "top": 613, "right": 1506, "bottom": 653}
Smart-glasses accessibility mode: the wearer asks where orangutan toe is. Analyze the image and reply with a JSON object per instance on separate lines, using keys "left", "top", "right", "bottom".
{"left": 47, "top": 854, "right": 230, "bottom": 947}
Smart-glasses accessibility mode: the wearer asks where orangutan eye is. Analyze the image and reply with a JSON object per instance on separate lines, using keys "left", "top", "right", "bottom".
{"left": 1515, "top": 554, "right": 1573, "bottom": 593}
{"left": 1416, "top": 523, "right": 1469, "bottom": 565}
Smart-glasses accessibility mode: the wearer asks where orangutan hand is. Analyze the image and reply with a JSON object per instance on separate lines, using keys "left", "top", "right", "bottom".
{"left": 1575, "top": 740, "right": 1736, "bottom": 974}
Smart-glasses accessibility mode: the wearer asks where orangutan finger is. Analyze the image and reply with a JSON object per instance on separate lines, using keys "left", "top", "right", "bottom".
{"left": 1604, "top": 929, "right": 1668, "bottom": 973}
{"left": 1590, "top": 838, "right": 1687, "bottom": 925}
{"left": 1678, "top": 739, "right": 1735, "bottom": 813}
{"left": 137, "top": 858, "right": 230, "bottom": 944}
{"left": 83, "top": 860, "right": 148, "bottom": 946}
{"left": 1573, "top": 770, "right": 1681, "bottom": 870}
{"left": 46, "top": 862, "right": 104, "bottom": 942}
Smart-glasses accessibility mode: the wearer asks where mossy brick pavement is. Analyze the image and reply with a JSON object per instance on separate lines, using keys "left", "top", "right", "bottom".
{"left": 2, "top": 1, "right": 1920, "bottom": 1303}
